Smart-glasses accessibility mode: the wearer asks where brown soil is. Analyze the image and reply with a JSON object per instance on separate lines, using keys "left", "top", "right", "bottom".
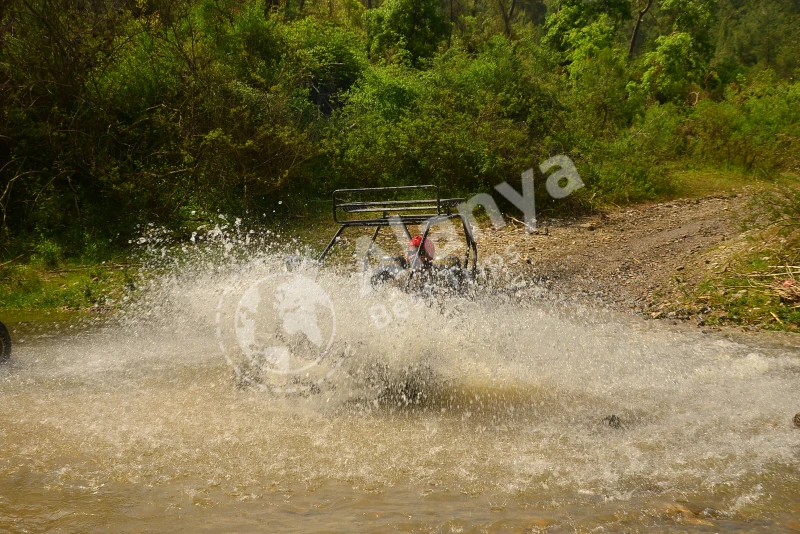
{"left": 479, "top": 193, "right": 750, "bottom": 320}
{"left": 316, "top": 191, "right": 794, "bottom": 331}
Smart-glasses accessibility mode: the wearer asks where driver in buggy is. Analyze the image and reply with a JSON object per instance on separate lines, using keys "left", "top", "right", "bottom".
{"left": 406, "top": 235, "right": 435, "bottom": 270}
{"left": 371, "top": 235, "right": 464, "bottom": 291}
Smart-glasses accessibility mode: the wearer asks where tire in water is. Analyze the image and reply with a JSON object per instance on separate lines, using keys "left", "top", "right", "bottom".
{"left": 0, "top": 321, "right": 10, "bottom": 362}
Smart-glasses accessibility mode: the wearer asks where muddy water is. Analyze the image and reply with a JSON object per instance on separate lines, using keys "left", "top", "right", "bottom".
{"left": 1, "top": 262, "right": 799, "bottom": 532}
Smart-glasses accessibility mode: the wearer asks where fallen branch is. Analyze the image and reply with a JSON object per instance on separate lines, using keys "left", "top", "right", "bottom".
{"left": 48, "top": 262, "right": 138, "bottom": 273}
{"left": 507, "top": 215, "right": 543, "bottom": 234}
{"left": 738, "top": 272, "right": 794, "bottom": 278}
{"left": 0, "top": 254, "right": 25, "bottom": 268}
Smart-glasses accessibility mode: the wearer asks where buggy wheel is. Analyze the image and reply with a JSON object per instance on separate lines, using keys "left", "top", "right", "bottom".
{"left": 370, "top": 268, "right": 394, "bottom": 287}
{"left": 0, "top": 321, "right": 10, "bottom": 362}
{"left": 371, "top": 256, "right": 406, "bottom": 287}
{"left": 433, "top": 256, "right": 465, "bottom": 292}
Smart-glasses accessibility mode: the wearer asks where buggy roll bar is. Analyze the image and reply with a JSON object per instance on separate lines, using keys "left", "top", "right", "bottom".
{"left": 317, "top": 186, "right": 478, "bottom": 276}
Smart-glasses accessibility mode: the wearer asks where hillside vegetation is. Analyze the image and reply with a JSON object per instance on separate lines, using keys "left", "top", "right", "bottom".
{"left": 1, "top": 1, "right": 799, "bottom": 324}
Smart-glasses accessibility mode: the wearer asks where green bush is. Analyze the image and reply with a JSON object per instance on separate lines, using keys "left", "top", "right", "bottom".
{"left": 364, "top": 0, "right": 449, "bottom": 65}
{"left": 685, "top": 73, "right": 800, "bottom": 173}
{"left": 31, "top": 240, "right": 62, "bottom": 269}
{"left": 326, "top": 36, "right": 565, "bottom": 193}
{"left": 283, "top": 17, "right": 368, "bottom": 116}
{"left": 1, "top": 0, "right": 800, "bottom": 262}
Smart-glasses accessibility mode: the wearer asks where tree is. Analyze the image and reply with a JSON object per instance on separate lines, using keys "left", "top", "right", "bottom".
{"left": 628, "top": 0, "right": 717, "bottom": 101}
{"left": 714, "top": 0, "right": 800, "bottom": 78}
{"left": 660, "top": 0, "right": 716, "bottom": 61}
{"left": 542, "top": 0, "right": 631, "bottom": 53}
{"left": 364, "top": 0, "right": 449, "bottom": 65}
{"left": 628, "top": 0, "right": 654, "bottom": 56}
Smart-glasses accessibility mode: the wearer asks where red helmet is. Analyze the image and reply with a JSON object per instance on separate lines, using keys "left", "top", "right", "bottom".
{"left": 408, "top": 235, "right": 435, "bottom": 261}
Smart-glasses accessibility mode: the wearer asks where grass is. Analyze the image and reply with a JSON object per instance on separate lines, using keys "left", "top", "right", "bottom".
{"left": 658, "top": 171, "right": 800, "bottom": 332}
{"left": 667, "top": 167, "right": 787, "bottom": 199}
{"left": 0, "top": 259, "right": 136, "bottom": 314}
{"left": 673, "top": 230, "right": 800, "bottom": 331}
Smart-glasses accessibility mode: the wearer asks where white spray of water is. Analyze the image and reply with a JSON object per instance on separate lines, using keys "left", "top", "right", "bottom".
{"left": 1, "top": 225, "right": 799, "bottom": 531}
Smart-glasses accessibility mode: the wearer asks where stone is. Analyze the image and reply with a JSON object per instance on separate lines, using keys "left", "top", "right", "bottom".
{"left": 659, "top": 503, "right": 713, "bottom": 526}
{"left": 528, "top": 517, "right": 557, "bottom": 528}
{"left": 794, "top": 413, "right": 800, "bottom": 428}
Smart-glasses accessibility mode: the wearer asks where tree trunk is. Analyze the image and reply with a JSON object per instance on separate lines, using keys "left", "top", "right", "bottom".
{"left": 628, "top": 0, "right": 653, "bottom": 57}
{"left": 498, "top": 0, "right": 515, "bottom": 38}
{"left": 448, "top": 0, "right": 453, "bottom": 47}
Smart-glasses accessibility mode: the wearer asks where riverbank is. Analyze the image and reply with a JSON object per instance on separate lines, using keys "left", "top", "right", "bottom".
{"left": 2, "top": 173, "right": 798, "bottom": 332}
{"left": 0, "top": 258, "right": 135, "bottom": 316}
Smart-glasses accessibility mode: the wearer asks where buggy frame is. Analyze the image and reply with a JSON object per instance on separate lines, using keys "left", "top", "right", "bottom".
{"left": 317, "top": 186, "right": 478, "bottom": 288}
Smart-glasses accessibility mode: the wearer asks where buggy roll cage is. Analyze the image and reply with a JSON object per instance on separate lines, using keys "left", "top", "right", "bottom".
{"left": 317, "top": 186, "right": 478, "bottom": 283}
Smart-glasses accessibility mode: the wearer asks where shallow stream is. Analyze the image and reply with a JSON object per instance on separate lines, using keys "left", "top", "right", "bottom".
{"left": 2, "top": 256, "right": 799, "bottom": 532}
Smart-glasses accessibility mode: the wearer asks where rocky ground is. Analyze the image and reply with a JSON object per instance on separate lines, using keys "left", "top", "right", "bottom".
{"left": 478, "top": 193, "right": 754, "bottom": 326}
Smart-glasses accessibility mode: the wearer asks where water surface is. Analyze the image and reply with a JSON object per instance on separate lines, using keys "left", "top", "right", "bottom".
{"left": 2, "top": 263, "right": 799, "bottom": 532}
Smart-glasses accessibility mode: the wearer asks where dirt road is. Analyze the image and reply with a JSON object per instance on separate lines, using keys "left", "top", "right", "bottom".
{"left": 480, "top": 193, "right": 749, "bottom": 320}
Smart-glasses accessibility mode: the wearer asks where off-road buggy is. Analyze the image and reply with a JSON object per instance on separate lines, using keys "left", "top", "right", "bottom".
{"left": 317, "top": 186, "right": 478, "bottom": 292}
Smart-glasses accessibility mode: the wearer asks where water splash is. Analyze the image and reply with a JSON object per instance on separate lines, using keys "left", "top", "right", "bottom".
{"left": 2, "top": 223, "right": 799, "bottom": 531}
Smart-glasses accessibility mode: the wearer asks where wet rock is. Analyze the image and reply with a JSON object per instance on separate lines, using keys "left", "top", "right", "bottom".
{"left": 700, "top": 507, "right": 723, "bottom": 518}
{"left": 0, "top": 321, "right": 10, "bottom": 362}
{"left": 659, "top": 503, "right": 713, "bottom": 526}
{"left": 528, "top": 517, "right": 557, "bottom": 529}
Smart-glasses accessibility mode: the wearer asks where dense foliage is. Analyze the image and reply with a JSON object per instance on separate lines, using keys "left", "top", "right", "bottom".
{"left": 1, "top": 0, "right": 798, "bottom": 258}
